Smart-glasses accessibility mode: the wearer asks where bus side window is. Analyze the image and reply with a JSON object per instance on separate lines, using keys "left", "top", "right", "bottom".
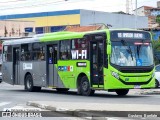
{"left": 60, "top": 41, "right": 70, "bottom": 60}
{"left": 21, "top": 44, "right": 31, "bottom": 61}
{"left": 32, "top": 43, "right": 45, "bottom": 61}
{"left": 3, "top": 45, "right": 12, "bottom": 62}
{"left": 38, "top": 51, "right": 45, "bottom": 60}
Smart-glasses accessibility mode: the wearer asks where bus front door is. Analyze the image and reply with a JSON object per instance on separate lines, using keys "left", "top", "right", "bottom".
{"left": 13, "top": 47, "right": 20, "bottom": 85}
{"left": 90, "top": 41, "right": 104, "bottom": 87}
{"left": 47, "top": 45, "right": 58, "bottom": 87}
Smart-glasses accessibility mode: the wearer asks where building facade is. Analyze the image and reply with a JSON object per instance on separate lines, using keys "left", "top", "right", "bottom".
{"left": 0, "top": 20, "right": 35, "bottom": 37}
{"left": 0, "top": 9, "right": 148, "bottom": 35}
{"left": 80, "top": 10, "right": 148, "bottom": 29}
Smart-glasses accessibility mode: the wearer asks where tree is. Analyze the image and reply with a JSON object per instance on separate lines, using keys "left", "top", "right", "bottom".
{"left": 11, "top": 28, "right": 15, "bottom": 36}
{"left": 4, "top": 26, "right": 8, "bottom": 37}
{"left": 156, "top": 15, "right": 160, "bottom": 26}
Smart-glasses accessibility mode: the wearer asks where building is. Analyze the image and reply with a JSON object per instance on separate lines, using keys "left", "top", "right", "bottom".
{"left": 0, "top": 20, "right": 35, "bottom": 37}
{"left": 135, "top": 6, "right": 155, "bottom": 16}
{"left": 0, "top": 9, "right": 148, "bottom": 35}
{"left": 134, "top": 6, "right": 157, "bottom": 28}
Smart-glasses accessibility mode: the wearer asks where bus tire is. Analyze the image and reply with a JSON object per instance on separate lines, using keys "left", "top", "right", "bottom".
{"left": 115, "top": 89, "right": 129, "bottom": 96}
{"left": 56, "top": 88, "right": 69, "bottom": 92}
{"left": 35, "top": 86, "right": 41, "bottom": 92}
{"left": 155, "top": 79, "right": 159, "bottom": 88}
{"left": 80, "top": 76, "right": 94, "bottom": 96}
{"left": 25, "top": 74, "right": 36, "bottom": 92}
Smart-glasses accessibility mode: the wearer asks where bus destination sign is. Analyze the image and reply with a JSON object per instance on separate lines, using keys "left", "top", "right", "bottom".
{"left": 117, "top": 33, "right": 144, "bottom": 39}
{"left": 110, "top": 31, "right": 151, "bottom": 41}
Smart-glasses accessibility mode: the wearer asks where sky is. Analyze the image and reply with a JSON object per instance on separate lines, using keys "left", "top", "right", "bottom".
{"left": 0, "top": 0, "right": 158, "bottom": 15}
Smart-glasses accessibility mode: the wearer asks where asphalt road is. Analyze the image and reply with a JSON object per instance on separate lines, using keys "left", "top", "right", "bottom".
{"left": 0, "top": 82, "right": 160, "bottom": 108}
{"left": 0, "top": 82, "right": 160, "bottom": 120}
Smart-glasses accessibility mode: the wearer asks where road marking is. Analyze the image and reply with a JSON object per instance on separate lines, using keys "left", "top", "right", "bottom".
{"left": 0, "top": 102, "right": 11, "bottom": 107}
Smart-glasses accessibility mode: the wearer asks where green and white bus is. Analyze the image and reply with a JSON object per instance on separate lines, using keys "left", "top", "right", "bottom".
{"left": 2, "top": 29, "right": 155, "bottom": 96}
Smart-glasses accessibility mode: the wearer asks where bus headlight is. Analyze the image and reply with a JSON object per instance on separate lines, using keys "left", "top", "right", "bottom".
{"left": 111, "top": 71, "right": 119, "bottom": 79}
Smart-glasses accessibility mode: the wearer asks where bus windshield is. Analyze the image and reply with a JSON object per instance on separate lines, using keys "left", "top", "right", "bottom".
{"left": 110, "top": 41, "right": 154, "bottom": 66}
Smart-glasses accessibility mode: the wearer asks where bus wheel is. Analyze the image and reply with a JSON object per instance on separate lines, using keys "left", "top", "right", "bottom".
{"left": 115, "top": 89, "right": 129, "bottom": 96}
{"left": 56, "top": 88, "right": 69, "bottom": 92}
{"left": 80, "top": 76, "right": 94, "bottom": 96}
{"left": 25, "top": 74, "right": 35, "bottom": 92}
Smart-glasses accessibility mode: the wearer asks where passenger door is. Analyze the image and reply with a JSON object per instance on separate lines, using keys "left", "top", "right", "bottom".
{"left": 13, "top": 47, "right": 20, "bottom": 85}
{"left": 90, "top": 40, "right": 104, "bottom": 87}
{"left": 47, "top": 44, "right": 58, "bottom": 86}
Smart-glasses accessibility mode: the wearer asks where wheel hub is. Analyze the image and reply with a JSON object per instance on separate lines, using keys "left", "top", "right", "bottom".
{"left": 26, "top": 78, "right": 31, "bottom": 89}
{"left": 82, "top": 81, "right": 88, "bottom": 91}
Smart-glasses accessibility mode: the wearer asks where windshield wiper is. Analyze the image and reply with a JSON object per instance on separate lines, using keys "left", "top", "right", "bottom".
{"left": 121, "top": 39, "right": 133, "bottom": 61}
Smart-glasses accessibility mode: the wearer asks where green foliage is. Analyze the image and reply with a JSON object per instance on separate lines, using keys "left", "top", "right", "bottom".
{"left": 152, "top": 39, "right": 160, "bottom": 51}
{"left": 152, "top": 38, "right": 160, "bottom": 65}
{"left": 156, "top": 15, "right": 160, "bottom": 26}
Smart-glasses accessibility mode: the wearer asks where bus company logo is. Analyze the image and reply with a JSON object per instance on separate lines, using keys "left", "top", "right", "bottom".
{"left": 58, "top": 66, "right": 73, "bottom": 72}
{"left": 71, "top": 50, "right": 87, "bottom": 59}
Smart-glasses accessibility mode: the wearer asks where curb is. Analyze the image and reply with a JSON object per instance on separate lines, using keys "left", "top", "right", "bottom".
{"left": 26, "top": 101, "right": 109, "bottom": 119}
{"left": 139, "top": 89, "right": 160, "bottom": 95}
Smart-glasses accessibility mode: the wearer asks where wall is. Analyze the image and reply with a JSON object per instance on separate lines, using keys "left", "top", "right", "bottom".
{"left": 0, "top": 10, "right": 80, "bottom": 34}
{"left": 135, "top": 7, "right": 145, "bottom": 16}
{"left": 0, "top": 10, "right": 80, "bottom": 27}
{"left": 0, "top": 20, "right": 35, "bottom": 37}
{"left": 80, "top": 10, "right": 148, "bottom": 29}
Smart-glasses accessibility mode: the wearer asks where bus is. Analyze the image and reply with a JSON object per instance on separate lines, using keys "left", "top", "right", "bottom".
{"left": 2, "top": 29, "right": 155, "bottom": 96}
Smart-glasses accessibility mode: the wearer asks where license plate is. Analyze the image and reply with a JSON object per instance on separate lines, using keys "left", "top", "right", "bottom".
{"left": 134, "top": 85, "right": 141, "bottom": 89}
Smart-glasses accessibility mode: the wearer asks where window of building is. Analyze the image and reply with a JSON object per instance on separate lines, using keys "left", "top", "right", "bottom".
{"left": 3, "top": 45, "right": 12, "bottom": 62}
{"left": 32, "top": 43, "right": 45, "bottom": 61}
{"left": 60, "top": 41, "right": 70, "bottom": 60}
{"left": 21, "top": 44, "right": 31, "bottom": 61}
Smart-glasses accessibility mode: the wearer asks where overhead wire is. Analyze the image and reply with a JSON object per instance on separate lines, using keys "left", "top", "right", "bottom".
{"left": 0, "top": 0, "right": 126, "bottom": 11}
{"left": 0, "top": 0, "right": 157, "bottom": 11}
{"left": 0, "top": 0, "right": 92, "bottom": 10}
{"left": 0, "top": 0, "right": 26, "bottom": 4}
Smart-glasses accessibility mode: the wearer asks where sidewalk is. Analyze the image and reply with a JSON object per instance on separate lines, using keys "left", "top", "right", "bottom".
{"left": 130, "top": 88, "right": 160, "bottom": 95}
{"left": 26, "top": 89, "right": 160, "bottom": 118}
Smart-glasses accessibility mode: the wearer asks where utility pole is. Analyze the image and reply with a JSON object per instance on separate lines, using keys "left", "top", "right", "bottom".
{"left": 135, "top": 0, "right": 137, "bottom": 29}
{"left": 126, "top": 0, "right": 129, "bottom": 14}
{"left": 126, "top": 0, "right": 134, "bottom": 14}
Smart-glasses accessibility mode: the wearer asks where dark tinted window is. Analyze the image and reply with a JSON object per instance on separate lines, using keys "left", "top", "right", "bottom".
{"left": 21, "top": 44, "right": 31, "bottom": 61}
{"left": 32, "top": 43, "right": 45, "bottom": 61}
{"left": 3, "top": 45, "right": 12, "bottom": 62}
{"left": 60, "top": 41, "right": 70, "bottom": 60}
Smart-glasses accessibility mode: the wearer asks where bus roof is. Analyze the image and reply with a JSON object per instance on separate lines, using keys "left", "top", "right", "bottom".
{"left": 39, "top": 29, "right": 111, "bottom": 42}
{"left": 3, "top": 29, "right": 148, "bottom": 45}
{"left": 3, "top": 37, "right": 39, "bottom": 46}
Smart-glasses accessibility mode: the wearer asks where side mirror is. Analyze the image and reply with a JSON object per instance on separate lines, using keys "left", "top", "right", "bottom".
{"left": 107, "top": 44, "right": 111, "bottom": 55}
